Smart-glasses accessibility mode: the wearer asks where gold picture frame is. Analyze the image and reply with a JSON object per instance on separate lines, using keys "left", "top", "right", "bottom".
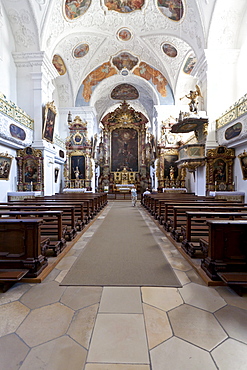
{"left": 0, "top": 152, "right": 13, "bottom": 180}
{"left": 43, "top": 101, "right": 57, "bottom": 143}
{"left": 238, "top": 150, "right": 247, "bottom": 180}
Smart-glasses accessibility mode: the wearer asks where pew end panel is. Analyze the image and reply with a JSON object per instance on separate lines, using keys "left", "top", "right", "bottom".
{"left": 0, "top": 219, "right": 48, "bottom": 278}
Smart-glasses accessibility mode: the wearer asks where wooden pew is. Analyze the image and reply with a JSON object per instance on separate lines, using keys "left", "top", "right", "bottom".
{"left": 0, "top": 219, "right": 48, "bottom": 286}
{"left": 0, "top": 204, "right": 77, "bottom": 242}
{"left": 168, "top": 204, "right": 247, "bottom": 241}
{"left": 0, "top": 210, "right": 65, "bottom": 256}
{"left": 158, "top": 199, "right": 229, "bottom": 227}
{"left": 181, "top": 211, "right": 247, "bottom": 257}
{"left": 201, "top": 220, "right": 247, "bottom": 286}
{"left": 22, "top": 198, "right": 90, "bottom": 225}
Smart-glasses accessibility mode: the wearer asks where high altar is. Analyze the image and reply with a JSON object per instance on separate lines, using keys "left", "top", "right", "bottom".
{"left": 97, "top": 101, "right": 153, "bottom": 193}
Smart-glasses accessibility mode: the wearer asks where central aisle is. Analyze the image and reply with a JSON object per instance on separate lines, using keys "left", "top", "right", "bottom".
{"left": 61, "top": 201, "right": 181, "bottom": 287}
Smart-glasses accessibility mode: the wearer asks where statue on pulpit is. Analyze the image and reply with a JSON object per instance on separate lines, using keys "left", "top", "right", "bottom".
{"left": 180, "top": 85, "right": 202, "bottom": 113}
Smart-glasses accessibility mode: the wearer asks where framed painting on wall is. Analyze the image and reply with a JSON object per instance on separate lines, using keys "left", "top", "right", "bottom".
{"left": 0, "top": 153, "right": 13, "bottom": 180}
{"left": 43, "top": 101, "right": 57, "bottom": 143}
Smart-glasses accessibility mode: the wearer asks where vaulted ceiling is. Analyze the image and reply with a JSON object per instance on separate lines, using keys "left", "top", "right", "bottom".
{"left": 2, "top": 0, "right": 247, "bottom": 123}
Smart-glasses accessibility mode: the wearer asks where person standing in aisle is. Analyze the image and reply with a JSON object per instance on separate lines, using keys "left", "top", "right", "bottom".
{"left": 131, "top": 185, "right": 137, "bottom": 206}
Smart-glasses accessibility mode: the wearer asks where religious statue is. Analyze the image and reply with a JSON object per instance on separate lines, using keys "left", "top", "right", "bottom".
{"left": 180, "top": 85, "right": 202, "bottom": 113}
{"left": 74, "top": 166, "right": 80, "bottom": 180}
{"left": 169, "top": 166, "right": 175, "bottom": 180}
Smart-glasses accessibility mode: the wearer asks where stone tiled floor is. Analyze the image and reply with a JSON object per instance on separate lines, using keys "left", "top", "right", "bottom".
{"left": 1, "top": 201, "right": 247, "bottom": 370}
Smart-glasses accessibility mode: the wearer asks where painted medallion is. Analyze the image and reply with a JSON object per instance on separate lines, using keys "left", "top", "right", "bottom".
{"left": 118, "top": 29, "right": 132, "bottom": 41}
{"left": 104, "top": 0, "right": 145, "bottom": 13}
{"left": 183, "top": 54, "right": 197, "bottom": 74}
{"left": 52, "top": 54, "right": 66, "bottom": 75}
{"left": 10, "top": 124, "right": 26, "bottom": 141}
{"left": 73, "top": 43, "right": 89, "bottom": 58}
{"left": 158, "top": 0, "right": 184, "bottom": 21}
{"left": 162, "top": 43, "right": 177, "bottom": 57}
{"left": 64, "top": 0, "right": 91, "bottom": 20}
{"left": 225, "top": 122, "right": 242, "bottom": 140}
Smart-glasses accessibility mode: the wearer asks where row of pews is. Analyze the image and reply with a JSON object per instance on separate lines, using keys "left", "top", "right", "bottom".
{"left": 0, "top": 192, "right": 107, "bottom": 292}
{"left": 142, "top": 192, "right": 247, "bottom": 294}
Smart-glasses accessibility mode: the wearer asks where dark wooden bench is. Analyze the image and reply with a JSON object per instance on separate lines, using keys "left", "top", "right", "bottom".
{"left": 0, "top": 204, "right": 77, "bottom": 241}
{"left": 0, "top": 219, "right": 48, "bottom": 283}
{"left": 181, "top": 211, "right": 247, "bottom": 257}
{"left": 168, "top": 204, "right": 247, "bottom": 241}
{"left": 201, "top": 220, "right": 247, "bottom": 282}
{"left": 0, "top": 210, "right": 65, "bottom": 256}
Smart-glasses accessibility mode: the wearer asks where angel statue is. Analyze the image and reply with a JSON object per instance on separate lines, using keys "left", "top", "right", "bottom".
{"left": 180, "top": 85, "right": 202, "bottom": 113}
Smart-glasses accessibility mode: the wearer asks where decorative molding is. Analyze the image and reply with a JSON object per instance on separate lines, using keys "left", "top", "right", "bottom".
{"left": 0, "top": 92, "right": 34, "bottom": 129}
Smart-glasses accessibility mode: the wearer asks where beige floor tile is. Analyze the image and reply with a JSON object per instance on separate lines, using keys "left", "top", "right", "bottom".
{"left": 0, "top": 283, "right": 31, "bottom": 305}
{"left": 215, "top": 305, "right": 247, "bottom": 343}
{"left": 61, "top": 286, "right": 102, "bottom": 310}
{"left": 186, "top": 268, "right": 207, "bottom": 286}
{"left": 85, "top": 365, "right": 150, "bottom": 370}
{"left": 17, "top": 302, "right": 74, "bottom": 347}
{"left": 150, "top": 337, "right": 217, "bottom": 370}
{"left": 166, "top": 256, "right": 192, "bottom": 271}
{"left": 20, "top": 336, "right": 87, "bottom": 370}
{"left": 173, "top": 269, "right": 190, "bottom": 286}
{"left": 179, "top": 282, "right": 226, "bottom": 312}
{"left": 212, "top": 338, "right": 247, "bottom": 370}
{"left": 20, "top": 281, "right": 65, "bottom": 309}
{"left": 67, "top": 303, "right": 98, "bottom": 348}
{"left": 143, "top": 303, "right": 172, "bottom": 349}
{"left": 55, "top": 269, "right": 70, "bottom": 283}
{"left": 0, "top": 333, "right": 29, "bottom": 369}
{"left": 141, "top": 287, "right": 183, "bottom": 311}
{"left": 216, "top": 286, "right": 247, "bottom": 310}
{"left": 55, "top": 255, "right": 77, "bottom": 270}
{"left": 169, "top": 304, "right": 227, "bottom": 351}
{"left": 99, "top": 287, "right": 142, "bottom": 313}
{"left": 0, "top": 301, "right": 30, "bottom": 337}
{"left": 87, "top": 313, "right": 149, "bottom": 363}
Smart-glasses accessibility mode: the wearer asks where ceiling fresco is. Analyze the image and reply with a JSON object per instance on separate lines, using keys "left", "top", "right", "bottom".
{"left": 5, "top": 0, "right": 245, "bottom": 125}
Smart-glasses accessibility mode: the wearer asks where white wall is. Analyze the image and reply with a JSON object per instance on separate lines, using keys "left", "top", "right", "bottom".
{"left": 0, "top": 5, "right": 17, "bottom": 101}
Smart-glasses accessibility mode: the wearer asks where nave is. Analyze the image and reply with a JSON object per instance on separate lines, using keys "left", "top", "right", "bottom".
{"left": 0, "top": 201, "right": 247, "bottom": 370}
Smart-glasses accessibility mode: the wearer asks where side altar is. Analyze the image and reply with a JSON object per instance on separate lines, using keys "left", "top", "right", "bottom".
{"left": 64, "top": 115, "right": 93, "bottom": 190}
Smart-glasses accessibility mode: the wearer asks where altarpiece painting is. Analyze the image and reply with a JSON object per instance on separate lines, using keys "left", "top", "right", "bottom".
{"left": 111, "top": 128, "right": 138, "bottom": 172}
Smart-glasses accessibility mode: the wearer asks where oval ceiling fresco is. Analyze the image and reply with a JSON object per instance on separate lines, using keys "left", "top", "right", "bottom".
{"left": 111, "top": 84, "right": 139, "bottom": 100}
{"left": 52, "top": 54, "right": 67, "bottom": 75}
{"left": 104, "top": 0, "right": 145, "bottom": 13}
{"left": 158, "top": 0, "right": 184, "bottom": 21}
{"left": 162, "top": 43, "right": 177, "bottom": 57}
{"left": 64, "top": 0, "right": 91, "bottom": 20}
{"left": 73, "top": 43, "right": 89, "bottom": 58}
{"left": 118, "top": 29, "right": 132, "bottom": 41}
{"left": 183, "top": 54, "right": 197, "bottom": 74}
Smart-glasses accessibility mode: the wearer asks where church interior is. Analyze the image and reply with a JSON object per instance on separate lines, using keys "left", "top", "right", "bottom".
{"left": 0, "top": 0, "right": 247, "bottom": 369}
